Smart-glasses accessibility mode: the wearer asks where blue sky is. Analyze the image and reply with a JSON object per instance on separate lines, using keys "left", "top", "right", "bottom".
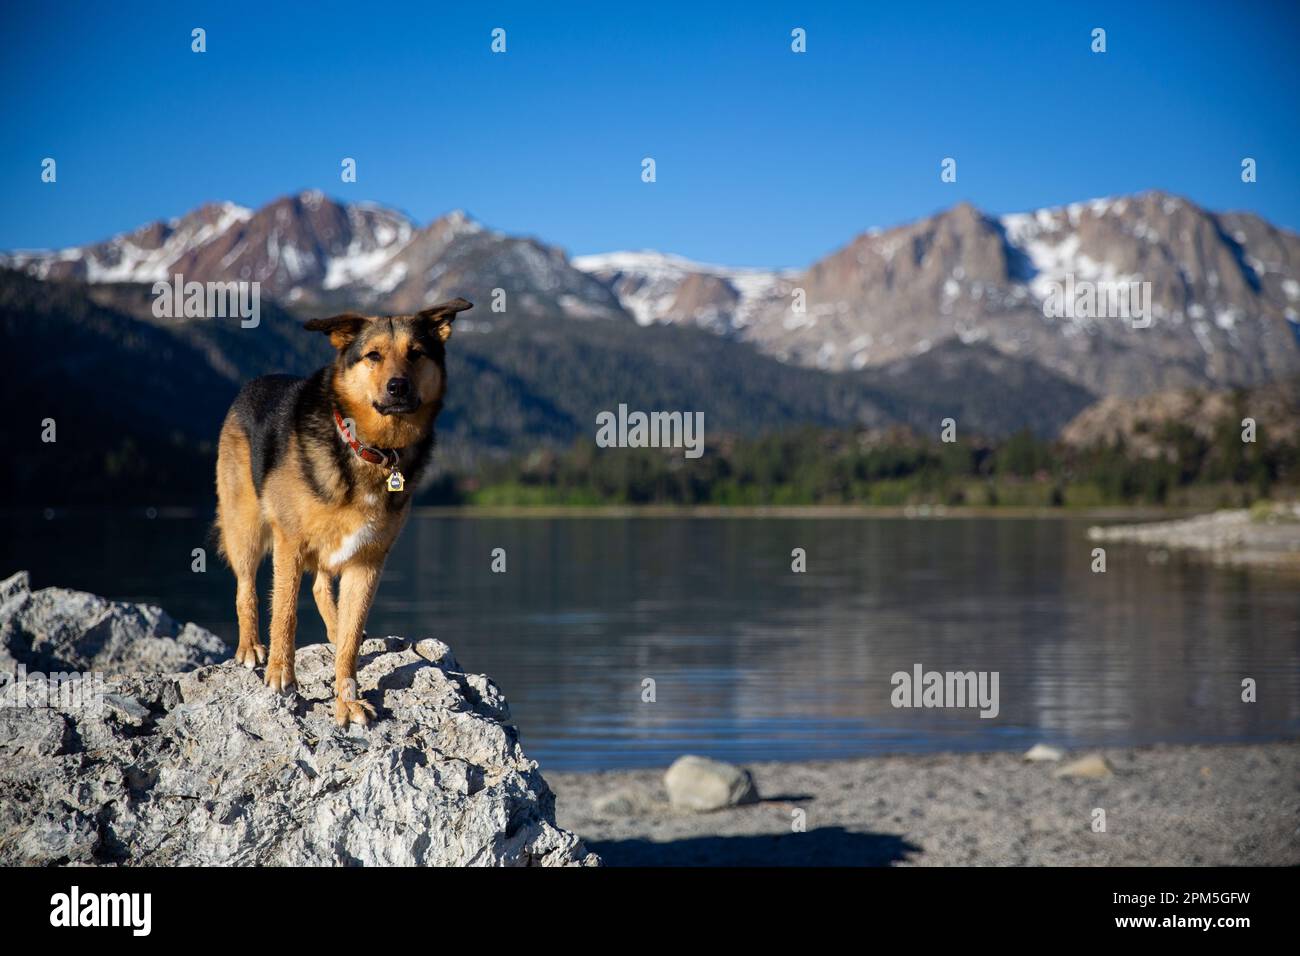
{"left": 1, "top": 0, "right": 1297, "bottom": 268}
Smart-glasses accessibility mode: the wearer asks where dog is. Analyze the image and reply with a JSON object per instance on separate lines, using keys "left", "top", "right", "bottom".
{"left": 214, "top": 298, "right": 471, "bottom": 726}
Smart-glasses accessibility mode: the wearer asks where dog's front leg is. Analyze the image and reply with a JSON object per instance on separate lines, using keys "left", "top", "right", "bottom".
{"left": 265, "top": 529, "right": 305, "bottom": 694}
{"left": 333, "top": 560, "right": 382, "bottom": 727}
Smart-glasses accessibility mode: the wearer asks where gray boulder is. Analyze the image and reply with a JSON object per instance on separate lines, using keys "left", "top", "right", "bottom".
{"left": 0, "top": 570, "right": 227, "bottom": 675}
{"left": 664, "top": 755, "right": 759, "bottom": 812}
{"left": 0, "top": 576, "right": 598, "bottom": 867}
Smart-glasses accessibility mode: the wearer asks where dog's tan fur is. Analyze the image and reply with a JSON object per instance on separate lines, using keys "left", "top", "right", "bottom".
{"left": 215, "top": 299, "right": 469, "bottom": 726}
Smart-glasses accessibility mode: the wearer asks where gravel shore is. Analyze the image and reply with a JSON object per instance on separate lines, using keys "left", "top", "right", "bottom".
{"left": 547, "top": 742, "right": 1300, "bottom": 866}
{"left": 1088, "top": 504, "right": 1300, "bottom": 569}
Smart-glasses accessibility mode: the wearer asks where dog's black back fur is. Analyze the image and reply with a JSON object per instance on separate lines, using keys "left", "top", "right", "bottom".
{"left": 228, "top": 374, "right": 307, "bottom": 495}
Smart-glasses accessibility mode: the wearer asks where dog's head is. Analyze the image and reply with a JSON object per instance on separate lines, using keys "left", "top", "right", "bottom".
{"left": 305, "top": 298, "right": 472, "bottom": 442}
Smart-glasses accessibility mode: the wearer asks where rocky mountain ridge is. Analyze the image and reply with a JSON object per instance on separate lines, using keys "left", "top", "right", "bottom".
{"left": 6, "top": 189, "right": 1299, "bottom": 410}
{"left": 579, "top": 193, "right": 1300, "bottom": 398}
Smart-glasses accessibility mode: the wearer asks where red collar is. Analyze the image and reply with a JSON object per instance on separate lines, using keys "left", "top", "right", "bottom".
{"left": 333, "top": 408, "right": 399, "bottom": 469}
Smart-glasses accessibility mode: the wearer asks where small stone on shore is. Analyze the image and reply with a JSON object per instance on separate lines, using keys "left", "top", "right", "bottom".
{"left": 1023, "top": 743, "right": 1065, "bottom": 762}
{"left": 664, "top": 755, "right": 759, "bottom": 811}
{"left": 1054, "top": 753, "right": 1114, "bottom": 779}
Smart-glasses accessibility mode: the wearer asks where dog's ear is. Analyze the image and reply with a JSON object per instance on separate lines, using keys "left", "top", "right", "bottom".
{"left": 304, "top": 312, "right": 369, "bottom": 350}
{"left": 416, "top": 298, "right": 473, "bottom": 343}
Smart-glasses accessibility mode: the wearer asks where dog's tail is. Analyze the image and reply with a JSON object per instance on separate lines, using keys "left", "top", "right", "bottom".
{"left": 207, "top": 515, "right": 227, "bottom": 564}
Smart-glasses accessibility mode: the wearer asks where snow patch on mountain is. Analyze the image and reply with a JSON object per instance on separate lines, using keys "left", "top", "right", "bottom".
{"left": 999, "top": 201, "right": 1142, "bottom": 309}
{"left": 572, "top": 250, "right": 789, "bottom": 329}
{"left": 322, "top": 212, "right": 415, "bottom": 291}
{"left": 4, "top": 202, "right": 253, "bottom": 284}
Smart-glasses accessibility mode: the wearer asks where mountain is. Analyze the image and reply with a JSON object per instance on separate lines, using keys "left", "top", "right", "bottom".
{"left": 853, "top": 337, "right": 1095, "bottom": 439}
{"left": 574, "top": 193, "right": 1300, "bottom": 396}
{"left": 1, "top": 260, "right": 1101, "bottom": 505}
{"left": 4, "top": 201, "right": 253, "bottom": 284}
{"left": 5, "top": 188, "right": 1300, "bottom": 490}
{"left": 570, "top": 251, "right": 789, "bottom": 333}
{"left": 3, "top": 190, "right": 625, "bottom": 321}
{"left": 166, "top": 192, "right": 414, "bottom": 305}
{"left": 2, "top": 266, "right": 846, "bottom": 505}
{"left": 11, "top": 191, "right": 1299, "bottom": 399}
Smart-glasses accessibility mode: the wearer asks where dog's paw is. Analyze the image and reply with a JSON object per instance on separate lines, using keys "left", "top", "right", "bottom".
{"left": 334, "top": 678, "right": 375, "bottom": 727}
{"left": 264, "top": 659, "right": 297, "bottom": 695}
{"left": 234, "top": 642, "right": 267, "bottom": 669}
{"left": 335, "top": 696, "right": 377, "bottom": 728}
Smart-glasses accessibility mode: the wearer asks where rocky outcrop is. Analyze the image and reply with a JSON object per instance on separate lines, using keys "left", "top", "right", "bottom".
{"left": 1060, "top": 378, "right": 1300, "bottom": 456}
{"left": 0, "top": 573, "right": 598, "bottom": 866}
{"left": 0, "top": 570, "right": 226, "bottom": 675}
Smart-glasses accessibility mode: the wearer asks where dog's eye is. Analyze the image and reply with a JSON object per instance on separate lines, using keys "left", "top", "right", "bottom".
{"left": 364, "top": 351, "right": 382, "bottom": 362}
{"left": 408, "top": 349, "right": 423, "bottom": 361}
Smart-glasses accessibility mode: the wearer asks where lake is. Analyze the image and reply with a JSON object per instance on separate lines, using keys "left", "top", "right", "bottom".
{"left": 5, "top": 511, "right": 1298, "bottom": 770}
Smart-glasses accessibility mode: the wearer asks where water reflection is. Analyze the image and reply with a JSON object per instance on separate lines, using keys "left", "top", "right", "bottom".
{"left": 5, "top": 512, "right": 1298, "bottom": 770}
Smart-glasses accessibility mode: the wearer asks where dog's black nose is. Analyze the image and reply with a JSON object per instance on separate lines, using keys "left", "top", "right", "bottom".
{"left": 386, "top": 377, "right": 410, "bottom": 398}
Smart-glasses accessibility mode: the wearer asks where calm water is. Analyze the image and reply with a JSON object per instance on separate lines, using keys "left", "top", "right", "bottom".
{"left": 5, "top": 512, "right": 1298, "bottom": 770}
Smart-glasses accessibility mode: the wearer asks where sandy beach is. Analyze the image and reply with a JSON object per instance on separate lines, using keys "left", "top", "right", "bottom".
{"left": 548, "top": 742, "right": 1300, "bottom": 866}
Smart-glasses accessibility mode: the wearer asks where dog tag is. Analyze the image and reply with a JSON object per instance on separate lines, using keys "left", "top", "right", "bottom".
{"left": 387, "top": 468, "right": 405, "bottom": 493}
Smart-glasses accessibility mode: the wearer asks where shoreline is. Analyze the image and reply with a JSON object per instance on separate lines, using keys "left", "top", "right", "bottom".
{"left": 1089, "top": 503, "right": 1300, "bottom": 570}
{"left": 10, "top": 504, "right": 1201, "bottom": 520}
{"left": 413, "top": 505, "right": 1190, "bottom": 519}
{"left": 546, "top": 740, "right": 1300, "bottom": 866}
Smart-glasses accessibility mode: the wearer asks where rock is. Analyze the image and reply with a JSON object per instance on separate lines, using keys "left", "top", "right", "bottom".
{"left": 664, "top": 755, "right": 759, "bottom": 812}
{"left": 1053, "top": 753, "right": 1114, "bottom": 780}
{"left": 0, "top": 570, "right": 30, "bottom": 604}
{"left": 1023, "top": 743, "right": 1065, "bottom": 762}
{"left": 0, "top": 580, "right": 598, "bottom": 866}
{"left": 0, "top": 570, "right": 227, "bottom": 675}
